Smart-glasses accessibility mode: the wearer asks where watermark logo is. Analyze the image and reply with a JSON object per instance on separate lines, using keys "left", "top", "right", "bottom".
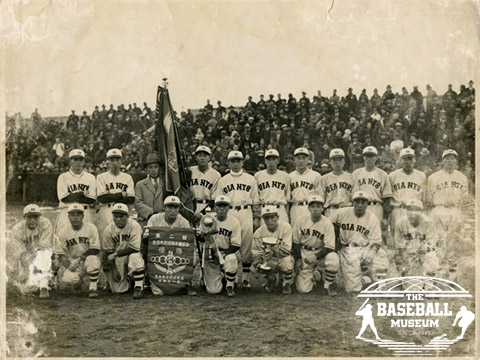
{"left": 355, "top": 276, "right": 474, "bottom": 356}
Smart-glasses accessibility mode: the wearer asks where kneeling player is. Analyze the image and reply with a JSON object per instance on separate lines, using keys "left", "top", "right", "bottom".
{"left": 197, "top": 195, "right": 241, "bottom": 297}
{"left": 252, "top": 206, "right": 294, "bottom": 295}
{"left": 53, "top": 204, "right": 101, "bottom": 298}
{"left": 394, "top": 199, "right": 439, "bottom": 278}
{"left": 102, "top": 203, "right": 145, "bottom": 299}
{"left": 293, "top": 196, "right": 339, "bottom": 295}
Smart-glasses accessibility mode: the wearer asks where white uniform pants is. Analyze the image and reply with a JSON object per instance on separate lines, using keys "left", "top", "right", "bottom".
{"left": 104, "top": 252, "right": 145, "bottom": 294}
{"left": 58, "top": 255, "right": 100, "bottom": 288}
{"left": 290, "top": 204, "right": 309, "bottom": 228}
{"left": 229, "top": 207, "right": 253, "bottom": 263}
{"left": 202, "top": 253, "right": 239, "bottom": 294}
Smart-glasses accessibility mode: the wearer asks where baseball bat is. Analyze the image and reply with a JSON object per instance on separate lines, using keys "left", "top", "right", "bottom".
{"left": 358, "top": 298, "right": 370, "bottom": 312}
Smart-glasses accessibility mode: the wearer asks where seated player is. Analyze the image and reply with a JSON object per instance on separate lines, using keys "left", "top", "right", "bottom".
{"left": 252, "top": 205, "right": 294, "bottom": 295}
{"left": 292, "top": 195, "right": 339, "bottom": 296}
{"left": 8, "top": 204, "right": 54, "bottom": 298}
{"left": 197, "top": 195, "right": 241, "bottom": 297}
{"left": 53, "top": 203, "right": 101, "bottom": 298}
{"left": 102, "top": 203, "right": 145, "bottom": 299}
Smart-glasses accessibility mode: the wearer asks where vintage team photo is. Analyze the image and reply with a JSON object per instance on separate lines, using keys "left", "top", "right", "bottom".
{"left": 2, "top": 0, "right": 477, "bottom": 358}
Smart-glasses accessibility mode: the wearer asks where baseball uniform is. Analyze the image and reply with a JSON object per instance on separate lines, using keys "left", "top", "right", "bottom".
{"left": 329, "top": 207, "right": 388, "bottom": 292}
{"left": 321, "top": 171, "right": 353, "bottom": 217}
{"left": 292, "top": 215, "right": 339, "bottom": 293}
{"left": 254, "top": 169, "right": 291, "bottom": 223}
{"left": 189, "top": 165, "right": 221, "bottom": 215}
{"left": 102, "top": 218, "right": 145, "bottom": 293}
{"left": 55, "top": 170, "right": 97, "bottom": 233}
{"left": 289, "top": 169, "right": 322, "bottom": 227}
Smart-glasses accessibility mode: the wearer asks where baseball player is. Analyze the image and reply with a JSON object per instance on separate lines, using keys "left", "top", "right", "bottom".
{"left": 393, "top": 199, "right": 439, "bottom": 278}
{"left": 8, "top": 204, "right": 54, "bottom": 298}
{"left": 146, "top": 196, "right": 196, "bottom": 296}
{"left": 214, "top": 150, "right": 260, "bottom": 289}
{"left": 254, "top": 149, "right": 291, "bottom": 223}
{"left": 189, "top": 145, "right": 221, "bottom": 217}
{"left": 328, "top": 191, "right": 389, "bottom": 293}
{"left": 55, "top": 149, "right": 96, "bottom": 234}
{"left": 426, "top": 149, "right": 469, "bottom": 281}
{"left": 102, "top": 203, "right": 145, "bottom": 299}
{"left": 289, "top": 147, "right": 322, "bottom": 228}
{"left": 197, "top": 195, "right": 241, "bottom": 297}
{"left": 388, "top": 148, "right": 426, "bottom": 237}
{"left": 53, "top": 203, "right": 101, "bottom": 298}
{"left": 292, "top": 195, "right": 339, "bottom": 295}
{"left": 321, "top": 148, "right": 353, "bottom": 217}
{"left": 252, "top": 205, "right": 294, "bottom": 295}
{"left": 134, "top": 153, "right": 165, "bottom": 228}
{"left": 96, "top": 149, "right": 135, "bottom": 237}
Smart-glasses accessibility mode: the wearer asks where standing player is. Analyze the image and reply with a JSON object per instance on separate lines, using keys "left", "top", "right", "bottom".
{"left": 426, "top": 149, "right": 469, "bottom": 281}
{"left": 53, "top": 203, "right": 101, "bottom": 298}
{"left": 214, "top": 150, "right": 260, "bottom": 289}
{"left": 102, "top": 203, "right": 145, "bottom": 299}
{"left": 292, "top": 196, "right": 339, "bottom": 295}
{"left": 289, "top": 147, "right": 322, "bottom": 228}
{"left": 8, "top": 204, "right": 54, "bottom": 298}
{"left": 96, "top": 149, "right": 135, "bottom": 237}
{"left": 388, "top": 148, "right": 426, "bottom": 236}
{"left": 55, "top": 149, "right": 96, "bottom": 233}
{"left": 329, "top": 191, "right": 388, "bottom": 293}
{"left": 189, "top": 145, "right": 221, "bottom": 217}
{"left": 321, "top": 149, "right": 353, "bottom": 217}
{"left": 252, "top": 206, "right": 294, "bottom": 295}
{"left": 254, "top": 149, "right": 291, "bottom": 223}
{"left": 197, "top": 195, "right": 241, "bottom": 297}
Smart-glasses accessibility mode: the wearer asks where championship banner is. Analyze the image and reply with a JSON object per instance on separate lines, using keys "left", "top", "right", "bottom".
{"left": 145, "top": 226, "right": 196, "bottom": 294}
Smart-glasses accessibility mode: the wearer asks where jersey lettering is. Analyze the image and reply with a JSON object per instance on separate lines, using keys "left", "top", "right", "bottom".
{"left": 105, "top": 182, "right": 128, "bottom": 192}
{"left": 67, "top": 184, "right": 90, "bottom": 193}
{"left": 325, "top": 181, "right": 352, "bottom": 194}
{"left": 218, "top": 228, "right": 232, "bottom": 238}
{"left": 291, "top": 181, "right": 314, "bottom": 191}
{"left": 223, "top": 183, "right": 251, "bottom": 193}
{"left": 111, "top": 234, "right": 131, "bottom": 247}
{"left": 188, "top": 178, "right": 214, "bottom": 190}
{"left": 392, "top": 181, "right": 421, "bottom": 192}
{"left": 300, "top": 228, "right": 325, "bottom": 240}
{"left": 340, "top": 223, "right": 370, "bottom": 236}
{"left": 258, "top": 180, "right": 286, "bottom": 191}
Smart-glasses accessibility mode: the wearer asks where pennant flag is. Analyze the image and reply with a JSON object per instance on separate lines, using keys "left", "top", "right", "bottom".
{"left": 155, "top": 85, "right": 195, "bottom": 222}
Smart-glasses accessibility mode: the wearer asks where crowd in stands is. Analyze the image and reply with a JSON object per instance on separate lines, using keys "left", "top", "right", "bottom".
{"left": 6, "top": 82, "right": 476, "bottom": 186}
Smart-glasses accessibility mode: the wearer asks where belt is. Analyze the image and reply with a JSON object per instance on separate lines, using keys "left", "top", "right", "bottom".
{"left": 343, "top": 243, "right": 360, "bottom": 248}
{"left": 301, "top": 244, "right": 320, "bottom": 251}
{"left": 435, "top": 204, "right": 457, "bottom": 208}
{"left": 327, "top": 204, "right": 346, "bottom": 209}
{"left": 393, "top": 204, "right": 406, "bottom": 209}
{"left": 261, "top": 204, "right": 281, "bottom": 208}
{"left": 196, "top": 199, "right": 209, "bottom": 204}
{"left": 230, "top": 205, "right": 250, "bottom": 211}
{"left": 293, "top": 201, "right": 308, "bottom": 206}
{"left": 368, "top": 201, "right": 380, "bottom": 206}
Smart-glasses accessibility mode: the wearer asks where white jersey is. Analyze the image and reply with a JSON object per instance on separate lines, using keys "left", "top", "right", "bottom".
{"left": 214, "top": 170, "right": 260, "bottom": 206}
{"left": 292, "top": 215, "right": 335, "bottom": 250}
{"left": 55, "top": 222, "right": 101, "bottom": 258}
{"left": 102, "top": 218, "right": 142, "bottom": 253}
{"left": 388, "top": 169, "right": 426, "bottom": 207}
{"left": 147, "top": 213, "right": 191, "bottom": 228}
{"left": 188, "top": 166, "right": 221, "bottom": 201}
{"left": 394, "top": 214, "right": 436, "bottom": 249}
{"left": 213, "top": 215, "right": 242, "bottom": 250}
{"left": 289, "top": 168, "right": 322, "bottom": 203}
{"left": 352, "top": 167, "right": 393, "bottom": 202}
{"left": 254, "top": 169, "right": 290, "bottom": 205}
{"left": 321, "top": 171, "right": 353, "bottom": 208}
{"left": 252, "top": 221, "right": 292, "bottom": 259}
{"left": 329, "top": 207, "right": 381, "bottom": 247}
{"left": 11, "top": 217, "right": 53, "bottom": 250}
{"left": 57, "top": 170, "right": 96, "bottom": 207}
{"left": 96, "top": 171, "right": 135, "bottom": 202}
{"left": 427, "top": 169, "right": 469, "bottom": 207}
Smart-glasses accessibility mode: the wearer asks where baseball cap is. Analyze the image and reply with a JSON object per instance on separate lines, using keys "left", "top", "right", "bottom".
{"left": 399, "top": 148, "right": 415, "bottom": 159}
{"left": 69, "top": 149, "right": 85, "bottom": 159}
{"left": 261, "top": 205, "right": 279, "bottom": 217}
{"left": 395, "top": 122, "right": 402, "bottom": 127}
{"left": 67, "top": 203, "right": 85, "bottom": 213}
{"left": 294, "top": 147, "right": 309, "bottom": 156}
{"left": 23, "top": 204, "right": 41, "bottom": 216}
{"left": 442, "top": 149, "right": 458, "bottom": 159}
{"left": 329, "top": 148, "right": 345, "bottom": 159}
{"left": 308, "top": 195, "right": 324, "bottom": 205}
{"left": 164, "top": 196, "right": 181, "bottom": 206}
{"left": 264, "top": 149, "right": 280, "bottom": 158}
{"left": 195, "top": 145, "right": 212, "bottom": 155}
{"left": 352, "top": 191, "right": 369, "bottom": 201}
{"left": 362, "top": 146, "right": 378, "bottom": 155}
{"left": 227, "top": 151, "right": 244, "bottom": 160}
{"left": 405, "top": 199, "right": 423, "bottom": 210}
{"left": 111, "top": 203, "right": 129, "bottom": 215}
{"left": 106, "top": 148, "right": 122, "bottom": 159}
{"left": 214, "top": 195, "right": 231, "bottom": 205}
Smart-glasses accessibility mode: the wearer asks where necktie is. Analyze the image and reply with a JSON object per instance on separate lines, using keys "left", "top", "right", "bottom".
{"left": 154, "top": 179, "right": 158, "bottom": 191}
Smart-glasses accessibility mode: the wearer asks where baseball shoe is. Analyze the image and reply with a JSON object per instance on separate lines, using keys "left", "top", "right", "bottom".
{"left": 242, "top": 280, "right": 251, "bottom": 290}
{"left": 88, "top": 289, "right": 99, "bottom": 298}
{"left": 324, "top": 287, "right": 337, "bottom": 297}
{"left": 187, "top": 286, "right": 197, "bottom": 296}
{"left": 226, "top": 286, "right": 236, "bottom": 298}
{"left": 133, "top": 287, "right": 144, "bottom": 300}
{"left": 282, "top": 284, "right": 292, "bottom": 295}
{"left": 39, "top": 288, "right": 50, "bottom": 299}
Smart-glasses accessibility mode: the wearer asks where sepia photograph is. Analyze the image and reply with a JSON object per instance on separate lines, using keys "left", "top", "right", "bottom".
{"left": 1, "top": 0, "right": 478, "bottom": 358}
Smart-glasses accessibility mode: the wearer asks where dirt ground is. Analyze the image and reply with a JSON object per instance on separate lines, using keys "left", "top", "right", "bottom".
{"left": 5, "top": 205, "right": 476, "bottom": 358}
